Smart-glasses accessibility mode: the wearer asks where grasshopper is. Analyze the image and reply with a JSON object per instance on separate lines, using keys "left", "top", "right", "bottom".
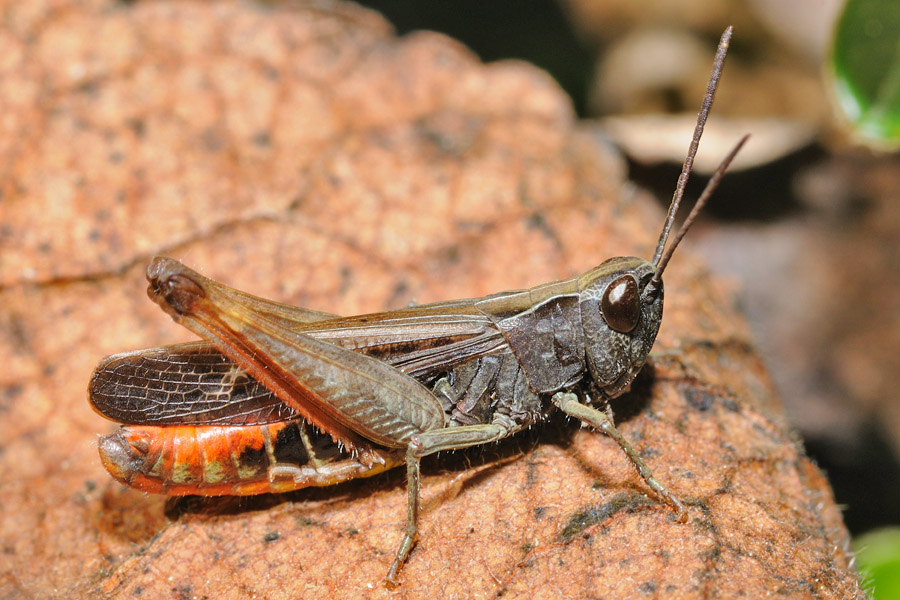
{"left": 89, "top": 27, "right": 744, "bottom": 582}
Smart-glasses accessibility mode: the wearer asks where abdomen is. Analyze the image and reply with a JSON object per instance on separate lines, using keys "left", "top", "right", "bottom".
{"left": 98, "top": 420, "right": 403, "bottom": 495}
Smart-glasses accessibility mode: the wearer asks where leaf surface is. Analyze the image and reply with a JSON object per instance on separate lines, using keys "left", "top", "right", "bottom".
{"left": 0, "top": 2, "right": 863, "bottom": 598}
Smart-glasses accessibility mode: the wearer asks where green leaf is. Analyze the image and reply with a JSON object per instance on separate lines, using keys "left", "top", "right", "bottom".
{"left": 854, "top": 528, "right": 900, "bottom": 598}
{"left": 829, "top": 0, "right": 900, "bottom": 146}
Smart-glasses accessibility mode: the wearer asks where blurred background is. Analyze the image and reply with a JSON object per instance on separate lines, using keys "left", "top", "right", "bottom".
{"left": 354, "top": 0, "right": 900, "bottom": 590}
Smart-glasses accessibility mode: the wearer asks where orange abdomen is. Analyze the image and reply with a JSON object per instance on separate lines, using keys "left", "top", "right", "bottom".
{"left": 98, "top": 420, "right": 403, "bottom": 495}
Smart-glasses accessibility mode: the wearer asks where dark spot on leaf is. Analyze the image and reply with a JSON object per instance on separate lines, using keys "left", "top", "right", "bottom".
{"left": 639, "top": 581, "right": 658, "bottom": 594}
{"left": 387, "top": 280, "right": 410, "bottom": 308}
{"left": 700, "top": 544, "right": 721, "bottom": 561}
{"left": 640, "top": 446, "right": 660, "bottom": 460}
{"left": 338, "top": 266, "right": 353, "bottom": 295}
{"left": 127, "top": 118, "right": 145, "bottom": 137}
{"left": 694, "top": 518, "right": 716, "bottom": 533}
{"left": 173, "top": 584, "right": 192, "bottom": 600}
{"left": 0, "top": 384, "right": 23, "bottom": 412}
{"left": 694, "top": 567, "right": 714, "bottom": 583}
{"left": 77, "top": 80, "right": 99, "bottom": 95}
{"left": 721, "top": 396, "right": 740, "bottom": 412}
{"left": 559, "top": 492, "right": 649, "bottom": 541}
{"left": 252, "top": 131, "right": 271, "bottom": 147}
{"left": 263, "top": 531, "right": 281, "bottom": 543}
{"left": 684, "top": 388, "right": 715, "bottom": 412}
{"left": 525, "top": 212, "right": 562, "bottom": 250}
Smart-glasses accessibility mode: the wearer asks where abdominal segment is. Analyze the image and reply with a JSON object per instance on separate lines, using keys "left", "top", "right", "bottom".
{"left": 98, "top": 420, "right": 404, "bottom": 496}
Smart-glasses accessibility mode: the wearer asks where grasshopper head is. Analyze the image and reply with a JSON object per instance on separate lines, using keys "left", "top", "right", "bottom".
{"left": 577, "top": 257, "right": 663, "bottom": 398}
{"left": 576, "top": 109, "right": 748, "bottom": 399}
{"left": 576, "top": 126, "right": 748, "bottom": 398}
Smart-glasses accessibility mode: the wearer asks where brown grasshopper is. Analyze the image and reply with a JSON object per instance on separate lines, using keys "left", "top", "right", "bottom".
{"left": 89, "top": 27, "right": 744, "bottom": 582}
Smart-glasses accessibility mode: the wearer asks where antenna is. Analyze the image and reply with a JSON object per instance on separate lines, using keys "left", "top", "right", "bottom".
{"left": 651, "top": 26, "right": 734, "bottom": 272}
{"left": 652, "top": 134, "right": 748, "bottom": 281}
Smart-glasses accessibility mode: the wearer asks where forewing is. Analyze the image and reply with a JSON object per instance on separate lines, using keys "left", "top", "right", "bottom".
{"left": 142, "top": 258, "right": 506, "bottom": 449}
{"left": 89, "top": 342, "right": 298, "bottom": 426}
{"left": 89, "top": 261, "right": 508, "bottom": 437}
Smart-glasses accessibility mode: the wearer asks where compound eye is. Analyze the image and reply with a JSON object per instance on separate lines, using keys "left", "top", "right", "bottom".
{"left": 601, "top": 274, "right": 640, "bottom": 333}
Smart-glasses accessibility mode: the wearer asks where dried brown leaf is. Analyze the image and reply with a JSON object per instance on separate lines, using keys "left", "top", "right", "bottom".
{"left": 0, "top": 2, "right": 863, "bottom": 599}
